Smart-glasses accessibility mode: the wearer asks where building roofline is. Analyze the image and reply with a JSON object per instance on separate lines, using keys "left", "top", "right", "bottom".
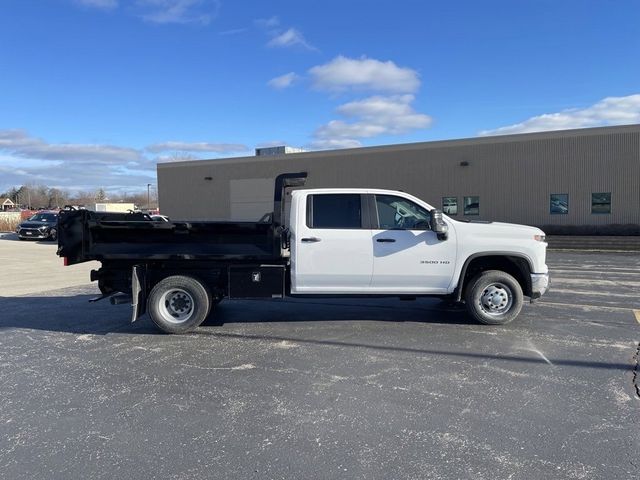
{"left": 157, "top": 123, "right": 640, "bottom": 169}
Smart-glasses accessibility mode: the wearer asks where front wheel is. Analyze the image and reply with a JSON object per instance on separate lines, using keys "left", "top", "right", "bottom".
{"left": 147, "top": 275, "right": 212, "bottom": 334}
{"left": 48, "top": 228, "right": 57, "bottom": 242}
{"left": 464, "top": 270, "right": 523, "bottom": 325}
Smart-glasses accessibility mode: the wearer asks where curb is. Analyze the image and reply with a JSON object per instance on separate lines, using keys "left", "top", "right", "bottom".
{"left": 546, "top": 236, "right": 640, "bottom": 252}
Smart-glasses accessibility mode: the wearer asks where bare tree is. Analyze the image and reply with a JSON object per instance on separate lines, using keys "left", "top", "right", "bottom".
{"left": 95, "top": 188, "right": 107, "bottom": 202}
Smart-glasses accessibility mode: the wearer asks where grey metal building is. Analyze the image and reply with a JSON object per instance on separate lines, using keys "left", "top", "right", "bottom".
{"left": 157, "top": 124, "right": 640, "bottom": 232}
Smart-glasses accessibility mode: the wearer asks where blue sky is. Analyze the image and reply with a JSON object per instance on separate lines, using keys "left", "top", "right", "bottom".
{"left": 1, "top": 0, "right": 639, "bottom": 194}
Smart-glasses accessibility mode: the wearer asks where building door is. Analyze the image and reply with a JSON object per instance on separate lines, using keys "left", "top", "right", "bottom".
{"left": 229, "top": 178, "right": 274, "bottom": 221}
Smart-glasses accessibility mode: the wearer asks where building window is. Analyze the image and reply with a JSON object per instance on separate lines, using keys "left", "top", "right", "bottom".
{"left": 464, "top": 196, "right": 479, "bottom": 215}
{"left": 307, "top": 194, "right": 362, "bottom": 229}
{"left": 442, "top": 197, "right": 458, "bottom": 215}
{"left": 591, "top": 193, "right": 611, "bottom": 214}
{"left": 550, "top": 194, "right": 569, "bottom": 214}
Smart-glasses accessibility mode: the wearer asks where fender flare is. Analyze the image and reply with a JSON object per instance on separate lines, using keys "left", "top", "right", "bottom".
{"left": 454, "top": 252, "right": 534, "bottom": 301}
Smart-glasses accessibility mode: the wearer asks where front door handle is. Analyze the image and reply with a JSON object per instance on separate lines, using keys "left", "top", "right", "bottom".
{"left": 376, "top": 238, "right": 396, "bottom": 243}
{"left": 301, "top": 237, "right": 321, "bottom": 243}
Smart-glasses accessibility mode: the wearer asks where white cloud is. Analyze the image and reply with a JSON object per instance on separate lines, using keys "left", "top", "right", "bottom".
{"left": 307, "top": 138, "right": 363, "bottom": 150}
{"left": 302, "top": 56, "right": 431, "bottom": 150}
{"left": 267, "top": 27, "right": 317, "bottom": 51}
{"left": 146, "top": 141, "right": 248, "bottom": 153}
{"left": 72, "top": 0, "right": 220, "bottom": 25}
{"left": 0, "top": 129, "right": 144, "bottom": 165}
{"left": 74, "top": 0, "right": 118, "bottom": 9}
{"left": 256, "top": 17, "right": 316, "bottom": 52}
{"left": 312, "top": 95, "right": 432, "bottom": 149}
{"left": 267, "top": 72, "right": 299, "bottom": 89}
{"left": 336, "top": 95, "right": 432, "bottom": 133}
{"left": 0, "top": 129, "right": 247, "bottom": 193}
{"left": 480, "top": 94, "right": 640, "bottom": 136}
{"left": 309, "top": 56, "right": 420, "bottom": 94}
{"left": 136, "top": 0, "right": 220, "bottom": 25}
{"left": 254, "top": 16, "right": 279, "bottom": 29}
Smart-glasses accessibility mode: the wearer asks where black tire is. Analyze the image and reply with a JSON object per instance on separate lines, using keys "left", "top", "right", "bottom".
{"left": 147, "top": 275, "right": 212, "bottom": 334}
{"left": 48, "top": 228, "right": 57, "bottom": 242}
{"left": 464, "top": 270, "right": 523, "bottom": 325}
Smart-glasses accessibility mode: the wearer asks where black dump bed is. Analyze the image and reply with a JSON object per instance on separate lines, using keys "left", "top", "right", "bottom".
{"left": 57, "top": 209, "right": 280, "bottom": 265}
{"left": 56, "top": 172, "right": 308, "bottom": 266}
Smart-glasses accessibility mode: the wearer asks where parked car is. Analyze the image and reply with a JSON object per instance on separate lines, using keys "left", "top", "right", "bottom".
{"left": 16, "top": 211, "right": 59, "bottom": 241}
{"left": 150, "top": 214, "right": 170, "bottom": 222}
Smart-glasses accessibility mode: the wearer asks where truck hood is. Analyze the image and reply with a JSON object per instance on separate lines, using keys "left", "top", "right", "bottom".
{"left": 452, "top": 219, "right": 545, "bottom": 239}
{"left": 19, "top": 221, "right": 56, "bottom": 228}
{"left": 449, "top": 219, "right": 548, "bottom": 274}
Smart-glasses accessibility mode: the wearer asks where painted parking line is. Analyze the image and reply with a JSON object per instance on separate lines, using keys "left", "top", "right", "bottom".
{"left": 539, "top": 300, "right": 636, "bottom": 314}
{"left": 634, "top": 310, "right": 640, "bottom": 324}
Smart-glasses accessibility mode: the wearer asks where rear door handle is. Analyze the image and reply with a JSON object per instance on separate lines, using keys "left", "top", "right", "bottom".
{"left": 376, "top": 238, "right": 396, "bottom": 243}
{"left": 301, "top": 237, "right": 321, "bottom": 243}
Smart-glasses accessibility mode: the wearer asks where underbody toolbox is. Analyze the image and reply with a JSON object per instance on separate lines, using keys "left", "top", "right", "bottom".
{"left": 228, "top": 265, "right": 285, "bottom": 299}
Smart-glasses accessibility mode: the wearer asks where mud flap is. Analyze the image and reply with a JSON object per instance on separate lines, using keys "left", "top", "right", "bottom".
{"left": 131, "top": 265, "right": 146, "bottom": 322}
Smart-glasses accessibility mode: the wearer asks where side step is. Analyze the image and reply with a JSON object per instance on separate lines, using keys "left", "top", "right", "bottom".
{"left": 110, "top": 294, "right": 132, "bottom": 305}
{"left": 89, "top": 293, "right": 132, "bottom": 305}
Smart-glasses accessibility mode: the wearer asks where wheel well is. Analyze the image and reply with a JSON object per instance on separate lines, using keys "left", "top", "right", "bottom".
{"left": 457, "top": 255, "right": 532, "bottom": 300}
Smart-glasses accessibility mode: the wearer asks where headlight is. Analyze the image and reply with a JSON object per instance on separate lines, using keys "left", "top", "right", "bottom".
{"left": 534, "top": 234, "right": 546, "bottom": 242}
{"left": 39, "top": 226, "right": 50, "bottom": 232}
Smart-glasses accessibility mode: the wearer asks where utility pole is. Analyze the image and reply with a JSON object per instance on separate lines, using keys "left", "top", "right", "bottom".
{"left": 147, "top": 183, "right": 152, "bottom": 211}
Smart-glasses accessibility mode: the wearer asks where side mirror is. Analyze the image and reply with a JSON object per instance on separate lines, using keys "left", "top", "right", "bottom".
{"left": 430, "top": 209, "right": 449, "bottom": 241}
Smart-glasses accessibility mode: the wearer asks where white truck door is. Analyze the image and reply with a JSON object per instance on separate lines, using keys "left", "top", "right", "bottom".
{"left": 291, "top": 193, "right": 373, "bottom": 293}
{"left": 370, "top": 194, "right": 456, "bottom": 293}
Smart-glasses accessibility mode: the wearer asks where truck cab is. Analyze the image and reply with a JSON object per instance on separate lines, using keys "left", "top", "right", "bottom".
{"left": 290, "top": 188, "right": 548, "bottom": 316}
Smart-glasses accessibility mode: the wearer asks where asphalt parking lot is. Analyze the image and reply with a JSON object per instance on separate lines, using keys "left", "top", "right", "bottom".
{"left": 0, "top": 235, "right": 638, "bottom": 479}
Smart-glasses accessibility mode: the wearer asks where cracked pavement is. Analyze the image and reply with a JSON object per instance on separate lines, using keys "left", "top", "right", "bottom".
{"left": 0, "top": 240, "right": 639, "bottom": 479}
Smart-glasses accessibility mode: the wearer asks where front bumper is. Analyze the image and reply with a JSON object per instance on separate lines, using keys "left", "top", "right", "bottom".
{"left": 530, "top": 273, "right": 550, "bottom": 299}
{"left": 17, "top": 228, "right": 50, "bottom": 239}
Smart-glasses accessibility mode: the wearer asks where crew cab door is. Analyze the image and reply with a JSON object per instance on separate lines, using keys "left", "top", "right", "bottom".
{"left": 370, "top": 194, "right": 456, "bottom": 293}
{"left": 291, "top": 193, "right": 373, "bottom": 293}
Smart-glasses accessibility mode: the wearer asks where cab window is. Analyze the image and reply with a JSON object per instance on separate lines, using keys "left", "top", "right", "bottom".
{"left": 374, "top": 195, "right": 431, "bottom": 230}
{"left": 306, "top": 194, "right": 362, "bottom": 229}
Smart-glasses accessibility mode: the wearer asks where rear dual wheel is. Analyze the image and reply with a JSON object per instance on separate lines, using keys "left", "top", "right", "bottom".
{"left": 147, "top": 275, "right": 212, "bottom": 334}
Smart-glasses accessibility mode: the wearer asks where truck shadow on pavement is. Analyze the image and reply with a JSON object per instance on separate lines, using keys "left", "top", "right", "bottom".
{"left": 207, "top": 298, "right": 474, "bottom": 327}
{"left": 0, "top": 294, "right": 635, "bottom": 373}
{"left": 0, "top": 294, "right": 471, "bottom": 336}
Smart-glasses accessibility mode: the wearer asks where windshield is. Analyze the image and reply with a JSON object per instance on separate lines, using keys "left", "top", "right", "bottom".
{"left": 27, "top": 213, "right": 58, "bottom": 222}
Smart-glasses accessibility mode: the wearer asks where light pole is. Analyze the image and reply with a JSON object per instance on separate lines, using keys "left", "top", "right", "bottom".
{"left": 147, "top": 183, "right": 152, "bottom": 211}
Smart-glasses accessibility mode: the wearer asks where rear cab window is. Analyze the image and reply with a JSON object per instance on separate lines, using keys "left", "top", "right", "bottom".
{"left": 306, "top": 194, "right": 364, "bottom": 229}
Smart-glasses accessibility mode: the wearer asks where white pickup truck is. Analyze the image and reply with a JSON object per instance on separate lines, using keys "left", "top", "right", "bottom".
{"left": 57, "top": 172, "right": 549, "bottom": 333}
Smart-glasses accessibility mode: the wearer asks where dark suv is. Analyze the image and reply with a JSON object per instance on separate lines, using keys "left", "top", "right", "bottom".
{"left": 16, "top": 211, "right": 59, "bottom": 241}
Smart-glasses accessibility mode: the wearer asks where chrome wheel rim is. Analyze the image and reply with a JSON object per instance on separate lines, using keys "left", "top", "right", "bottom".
{"left": 479, "top": 282, "right": 513, "bottom": 315}
{"left": 158, "top": 288, "right": 194, "bottom": 324}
